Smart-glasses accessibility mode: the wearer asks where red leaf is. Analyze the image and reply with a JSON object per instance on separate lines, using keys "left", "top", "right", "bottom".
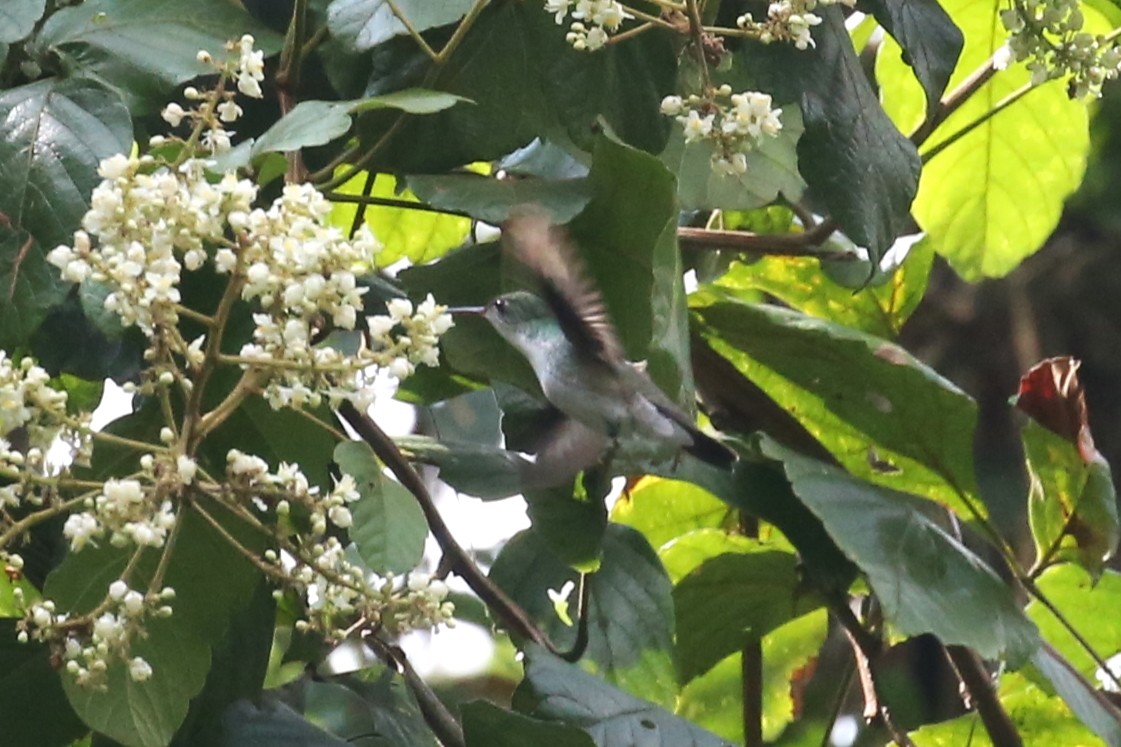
{"left": 1015, "top": 357, "right": 1097, "bottom": 462}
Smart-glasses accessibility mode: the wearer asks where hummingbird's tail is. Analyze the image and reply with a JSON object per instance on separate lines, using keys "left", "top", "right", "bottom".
{"left": 686, "top": 428, "right": 737, "bottom": 469}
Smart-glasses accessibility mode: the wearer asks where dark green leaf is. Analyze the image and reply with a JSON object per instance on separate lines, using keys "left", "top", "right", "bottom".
{"left": 335, "top": 441, "right": 427, "bottom": 574}
{"left": 463, "top": 700, "right": 596, "bottom": 747}
{"left": 46, "top": 506, "right": 265, "bottom": 747}
{"left": 743, "top": 7, "right": 920, "bottom": 258}
{"left": 221, "top": 697, "right": 351, "bottom": 747}
{"left": 0, "top": 0, "right": 45, "bottom": 43}
{"left": 252, "top": 91, "right": 468, "bottom": 157}
{"left": 767, "top": 441, "right": 1039, "bottom": 665}
{"left": 524, "top": 480, "right": 608, "bottom": 570}
{"left": 0, "top": 620, "right": 88, "bottom": 747}
{"left": 514, "top": 645, "right": 734, "bottom": 747}
{"left": 35, "top": 0, "right": 283, "bottom": 112}
{"left": 857, "top": 0, "right": 964, "bottom": 111}
{"left": 491, "top": 525, "right": 678, "bottom": 706}
{"left": 571, "top": 133, "right": 690, "bottom": 407}
{"left": 693, "top": 297, "right": 983, "bottom": 518}
{"left": 0, "top": 77, "right": 131, "bottom": 251}
{"left": 171, "top": 581, "right": 276, "bottom": 746}
{"left": 394, "top": 434, "right": 534, "bottom": 500}
{"left": 326, "top": 0, "right": 473, "bottom": 52}
{"left": 406, "top": 174, "right": 593, "bottom": 225}
{"left": 675, "top": 546, "right": 823, "bottom": 682}
{"left": 304, "top": 670, "right": 436, "bottom": 746}
{"left": 0, "top": 228, "right": 70, "bottom": 350}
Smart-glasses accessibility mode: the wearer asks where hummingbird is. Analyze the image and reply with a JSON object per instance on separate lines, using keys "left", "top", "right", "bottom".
{"left": 454, "top": 209, "right": 735, "bottom": 482}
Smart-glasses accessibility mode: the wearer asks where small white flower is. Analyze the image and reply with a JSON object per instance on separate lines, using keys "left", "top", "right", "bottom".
{"left": 129, "top": 657, "right": 153, "bottom": 681}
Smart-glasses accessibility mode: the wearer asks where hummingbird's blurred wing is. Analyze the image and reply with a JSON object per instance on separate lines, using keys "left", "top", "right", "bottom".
{"left": 518, "top": 414, "right": 609, "bottom": 489}
{"left": 503, "top": 208, "right": 626, "bottom": 366}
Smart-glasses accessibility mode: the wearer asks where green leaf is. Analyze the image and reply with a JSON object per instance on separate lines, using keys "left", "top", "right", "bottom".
{"left": 857, "top": 0, "right": 963, "bottom": 111}
{"left": 693, "top": 297, "right": 983, "bottom": 517}
{"left": 716, "top": 236, "right": 935, "bottom": 339}
{"left": 328, "top": 171, "right": 473, "bottom": 268}
{"left": 221, "top": 697, "right": 352, "bottom": 746}
{"left": 406, "top": 174, "right": 593, "bottom": 225}
{"left": 463, "top": 701, "right": 597, "bottom": 747}
{"left": 1025, "top": 421, "right": 1120, "bottom": 579}
{"left": 326, "top": 0, "right": 474, "bottom": 52}
{"left": 35, "top": 0, "right": 282, "bottom": 112}
{"left": 0, "top": 620, "right": 88, "bottom": 747}
{"left": 251, "top": 91, "right": 469, "bottom": 157}
{"left": 913, "top": 669, "right": 1102, "bottom": 746}
{"left": 514, "top": 645, "right": 734, "bottom": 747}
{"left": 571, "top": 133, "right": 691, "bottom": 407}
{"left": 657, "top": 530, "right": 773, "bottom": 585}
{"left": 47, "top": 506, "right": 265, "bottom": 747}
{"left": 1029, "top": 643, "right": 1121, "bottom": 747}
{"left": 0, "top": 227, "right": 70, "bottom": 350}
{"left": 609, "top": 477, "right": 730, "bottom": 552}
{"left": 768, "top": 441, "right": 1040, "bottom": 665}
{"left": 304, "top": 670, "right": 436, "bottom": 746}
{"left": 335, "top": 441, "right": 427, "bottom": 574}
{"left": 0, "top": 0, "right": 45, "bottom": 43}
{"left": 0, "top": 77, "right": 131, "bottom": 251}
{"left": 662, "top": 107, "right": 806, "bottom": 211}
{"left": 1027, "top": 565, "right": 1121, "bottom": 681}
{"left": 743, "top": 7, "right": 920, "bottom": 258}
{"left": 677, "top": 610, "right": 828, "bottom": 744}
{"left": 394, "top": 434, "right": 533, "bottom": 500}
{"left": 524, "top": 480, "right": 608, "bottom": 571}
{"left": 675, "top": 545, "right": 823, "bottom": 682}
{"left": 491, "top": 525, "right": 678, "bottom": 707}
{"left": 875, "top": 0, "right": 1093, "bottom": 279}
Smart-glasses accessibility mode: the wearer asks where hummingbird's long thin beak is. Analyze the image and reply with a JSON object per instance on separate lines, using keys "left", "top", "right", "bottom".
{"left": 446, "top": 305, "right": 486, "bottom": 316}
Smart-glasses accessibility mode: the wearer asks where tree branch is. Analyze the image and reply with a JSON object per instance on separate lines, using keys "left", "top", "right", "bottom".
{"left": 944, "top": 645, "right": 1023, "bottom": 747}
{"left": 337, "top": 401, "right": 564, "bottom": 656}
{"left": 368, "top": 635, "right": 465, "bottom": 747}
{"left": 677, "top": 220, "right": 851, "bottom": 259}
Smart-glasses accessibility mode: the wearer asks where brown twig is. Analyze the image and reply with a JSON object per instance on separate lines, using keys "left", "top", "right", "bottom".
{"left": 367, "top": 635, "right": 466, "bottom": 747}
{"left": 945, "top": 645, "right": 1023, "bottom": 747}
{"left": 677, "top": 220, "right": 849, "bottom": 259}
{"left": 336, "top": 401, "right": 563, "bottom": 655}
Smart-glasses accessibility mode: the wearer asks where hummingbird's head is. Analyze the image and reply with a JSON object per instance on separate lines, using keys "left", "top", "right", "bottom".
{"left": 481, "top": 291, "right": 556, "bottom": 349}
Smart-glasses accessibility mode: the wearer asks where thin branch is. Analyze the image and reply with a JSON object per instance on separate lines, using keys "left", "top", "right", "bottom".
{"left": 561, "top": 572, "right": 591, "bottom": 663}
{"left": 677, "top": 220, "right": 850, "bottom": 259}
{"left": 368, "top": 635, "right": 465, "bottom": 747}
{"left": 910, "top": 54, "right": 1000, "bottom": 147}
{"left": 921, "top": 82, "right": 1039, "bottom": 164}
{"left": 337, "top": 401, "right": 564, "bottom": 655}
{"left": 945, "top": 645, "right": 1023, "bottom": 747}
{"left": 385, "top": 0, "right": 439, "bottom": 61}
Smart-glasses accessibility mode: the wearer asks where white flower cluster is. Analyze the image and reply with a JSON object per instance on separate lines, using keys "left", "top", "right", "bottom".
{"left": 661, "top": 86, "right": 784, "bottom": 175}
{"left": 544, "top": 0, "right": 632, "bottom": 51}
{"left": 62, "top": 473, "right": 179, "bottom": 552}
{"left": 1000, "top": 0, "right": 1121, "bottom": 98}
{"left": 17, "top": 581, "right": 174, "bottom": 690}
{"left": 47, "top": 155, "right": 258, "bottom": 337}
{"left": 736, "top": 0, "right": 855, "bottom": 50}
{"left": 366, "top": 296, "right": 455, "bottom": 381}
{"left": 226, "top": 449, "right": 360, "bottom": 534}
{"left": 160, "top": 34, "right": 265, "bottom": 153}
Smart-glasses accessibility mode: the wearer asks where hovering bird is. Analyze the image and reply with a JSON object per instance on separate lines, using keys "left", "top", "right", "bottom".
{"left": 455, "top": 209, "right": 735, "bottom": 482}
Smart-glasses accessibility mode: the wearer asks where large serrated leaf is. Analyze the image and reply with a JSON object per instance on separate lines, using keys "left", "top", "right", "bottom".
{"left": 743, "top": 7, "right": 920, "bottom": 259}
{"left": 0, "top": 77, "right": 131, "bottom": 251}
{"left": 693, "top": 297, "right": 982, "bottom": 517}
{"left": 406, "top": 174, "right": 593, "bottom": 225}
{"left": 0, "top": 0, "right": 45, "bottom": 43}
{"left": 876, "top": 0, "right": 1094, "bottom": 279}
{"left": 767, "top": 441, "right": 1039, "bottom": 665}
{"left": 514, "top": 645, "right": 734, "bottom": 747}
{"left": 0, "top": 228, "right": 70, "bottom": 350}
{"left": 610, "top": 477, "right": 730, "bottom": 553}
{"left": 463, "top": 700, "right": 596, "bottom": 747}
{"left": 35, "top": 0, "right": 282, "bottom": 112}
{"left": 491, "top": 525, "right": 678, "bottom": 707}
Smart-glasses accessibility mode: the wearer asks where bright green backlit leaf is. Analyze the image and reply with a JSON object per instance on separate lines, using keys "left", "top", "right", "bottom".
{"left": 610, "top": 477, "right": 730, "bottom": 552}
{"left": 876, "top": 0, "right": 1096, "bottom": 279}
{"left": 1027, "top": 565, "right": 1121, "bottom": 680}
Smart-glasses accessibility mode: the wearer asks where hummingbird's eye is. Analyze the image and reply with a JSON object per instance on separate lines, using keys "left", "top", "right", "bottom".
{"left": 493, "top": 298, "right": 508, "bottom": 315}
